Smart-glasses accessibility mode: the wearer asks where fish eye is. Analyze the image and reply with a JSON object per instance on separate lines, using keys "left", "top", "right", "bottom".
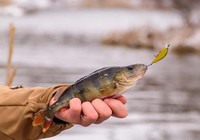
{"left": 127, "top": 66, "right": 133, "bottom": 71}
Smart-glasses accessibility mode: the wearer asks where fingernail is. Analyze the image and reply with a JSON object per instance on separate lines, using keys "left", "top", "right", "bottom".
{"left": 104, "top": 98, "right": 110, "bottom": 102}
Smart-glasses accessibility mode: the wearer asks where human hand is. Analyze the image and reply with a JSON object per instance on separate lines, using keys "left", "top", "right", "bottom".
{"left": 49, "top": 96, "right": 128, "bottom": 127}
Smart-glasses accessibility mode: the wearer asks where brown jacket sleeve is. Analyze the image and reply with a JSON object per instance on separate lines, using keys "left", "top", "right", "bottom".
{"left": 0, "top": 85, "right": 73, "bottom": 140}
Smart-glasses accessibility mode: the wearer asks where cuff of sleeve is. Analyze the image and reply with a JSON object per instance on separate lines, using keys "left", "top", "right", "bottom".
{"left": 32, "top": 85, "right": 73, "bottom": 137}
{"left": 48, "top": 121, "right": 74, "bottom": 132}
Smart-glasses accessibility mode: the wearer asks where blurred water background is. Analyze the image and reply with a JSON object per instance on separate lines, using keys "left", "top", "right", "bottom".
{"left": 0, "top": 0, "right": 200, "bottom": 140}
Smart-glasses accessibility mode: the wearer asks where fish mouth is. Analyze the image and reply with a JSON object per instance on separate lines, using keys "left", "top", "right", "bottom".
{"left": 132, "top": 64, "right": 148, "bottom": 78}
{"left": 122, "top": 64, "right": 147, "bottom": 86}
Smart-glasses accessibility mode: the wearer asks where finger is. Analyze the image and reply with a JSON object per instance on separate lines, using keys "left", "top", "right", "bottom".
{"left": 115, "top": 95, "right": 127, "bottom": 104}
{"left": 91, "top": 99, "right": 112, "bottom": 124}
{"left": 104, "top": 98, "right": 128, "bottom": 118}
{"left": 55, "top": 98, "right": 81, "bottom": 124}
{"left": 80, "top": 101, "right": 98, "bottom": 127}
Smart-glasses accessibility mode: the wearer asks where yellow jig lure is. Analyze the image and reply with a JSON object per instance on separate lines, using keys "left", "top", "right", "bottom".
{"left": 147, "top": 44, "right": 169, "bottom": 66}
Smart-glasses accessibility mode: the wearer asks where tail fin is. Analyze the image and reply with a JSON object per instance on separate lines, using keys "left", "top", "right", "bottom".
{"left": 32, "top": 111, "right": 54, "bottom": 133}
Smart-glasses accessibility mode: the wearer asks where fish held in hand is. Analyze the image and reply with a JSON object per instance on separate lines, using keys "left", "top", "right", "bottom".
{"left": 32, "top": 64, "right": 147, "bottom": 132}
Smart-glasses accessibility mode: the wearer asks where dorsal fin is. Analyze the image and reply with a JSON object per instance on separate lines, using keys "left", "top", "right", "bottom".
{"left": 75, "top": 67, "right": 109, "bottom": 84}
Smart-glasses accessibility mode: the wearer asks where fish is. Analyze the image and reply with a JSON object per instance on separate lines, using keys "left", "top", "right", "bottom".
{"left": 32, "top": 64, "right": 148, "bottom": 132}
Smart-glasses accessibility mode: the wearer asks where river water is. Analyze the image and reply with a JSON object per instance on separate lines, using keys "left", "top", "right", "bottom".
{"left": 0, "top": 9, "right": 200, "bottom": 140}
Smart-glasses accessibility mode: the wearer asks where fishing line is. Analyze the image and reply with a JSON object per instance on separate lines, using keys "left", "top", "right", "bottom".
{"left": 147, "top": 10, "right": 199, "bottom": 67}
{"left": 167, "top": 9, "right": 198, "bottom": 47}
